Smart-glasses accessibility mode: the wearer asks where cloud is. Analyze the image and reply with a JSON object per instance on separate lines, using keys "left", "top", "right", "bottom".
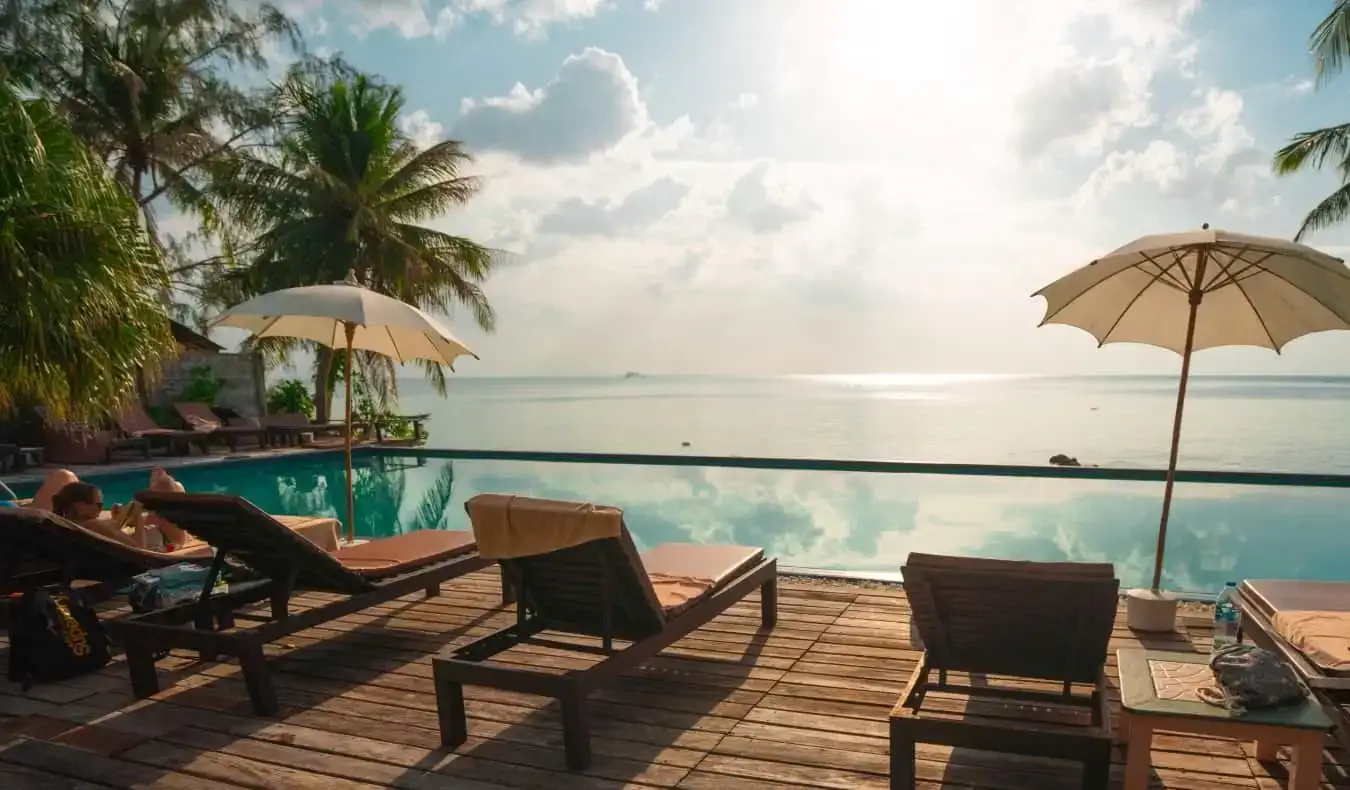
{"left": 450, "top": 0, "right": 610, "bottom": 38}
{"left": 399, "top": 109, "right": 444, "bottom": 150}
{"left": 1013, "top": 62, "right": 1153, "bottom": 160}
{"left": 453, "top": 47, "right": 648, "bottom": 163}
{"left": 537, "top": 176, "right": 690, "bottom": 236}
{"left": 724, "top": 161, "right": 818, "bottom": 233}
{"left": 1075, "top": 87, "right": 1268, "bottom": 216}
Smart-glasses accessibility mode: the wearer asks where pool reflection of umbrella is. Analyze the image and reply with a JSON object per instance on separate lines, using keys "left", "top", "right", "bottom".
{"left": 211, "top": 271, "right": 477, "bottom": 543}
{"left": 1033, "top": 225, "right": 1350, "bottom": 630}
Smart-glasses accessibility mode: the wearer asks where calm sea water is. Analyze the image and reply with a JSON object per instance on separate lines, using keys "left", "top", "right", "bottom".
{"left": 21, "top": 374, "right": 1350, "bottom": 593}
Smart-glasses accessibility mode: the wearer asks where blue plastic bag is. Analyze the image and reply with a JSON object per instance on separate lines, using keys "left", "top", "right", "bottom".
{"left": 128, "top": 562, "right": 225, "bottom": 613}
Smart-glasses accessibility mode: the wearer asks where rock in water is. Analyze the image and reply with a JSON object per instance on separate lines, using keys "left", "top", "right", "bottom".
{"left": 1048, "top": 454, "right": 1081, "bottom": 467}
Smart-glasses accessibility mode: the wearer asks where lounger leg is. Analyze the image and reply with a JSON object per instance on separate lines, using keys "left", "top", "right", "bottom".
{"left": 433, "top": 665, "right": 468, "bottom": 747}
{"left": 239, "top": 641, "right": 278, "bottom": 716}
{"left": 124, "top": 639, "right": 161, "bottom": 699}
{"left": 500, "top": 571, "right": 516, "bottom": 605}
{"left": 1081, "top": 744, "right": 1111, "bottom": 790}
{"left": 888, "top": 726, "right": 916, "bottom": 789}
{"left": 760, "top": 574, "right": 778, "bottom": 627}
{"left": 560, "top": 688, "right": 592, "bottom": 771}
{"left": 424, "top": 583, "right": 440, "bottom": 599}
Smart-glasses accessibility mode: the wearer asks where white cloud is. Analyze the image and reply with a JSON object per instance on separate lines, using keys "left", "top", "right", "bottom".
{"left": 537, "top": 176, "right": 690, "bottom": 236}
{"left": 724, "top": 162, "right": 818, "bottom": 233}
{"left": 400, "top": 109, "right": 444, "bottom": 150}
{"left": 453, "top": 47, "right": 649, "bottom": 163}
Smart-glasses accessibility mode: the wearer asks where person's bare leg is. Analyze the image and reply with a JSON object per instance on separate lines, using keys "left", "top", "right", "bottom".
{"left": 146, "top": 468, "right": 190, "bottom": 545}
{"left": 31, "top": 469, "right": 78, "bottom": 510}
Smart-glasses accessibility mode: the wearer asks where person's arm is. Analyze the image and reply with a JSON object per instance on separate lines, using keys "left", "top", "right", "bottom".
{"left": 78, "top": 515, "right": 147, "bottom": 548}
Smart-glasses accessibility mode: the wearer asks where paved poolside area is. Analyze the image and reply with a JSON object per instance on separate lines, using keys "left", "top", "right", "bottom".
{"left": 0, "top": 570, "right": 1342, "bottom": 789}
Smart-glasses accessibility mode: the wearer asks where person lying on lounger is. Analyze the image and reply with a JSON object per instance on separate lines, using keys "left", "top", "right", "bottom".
{"left": 32, "top": 468, "right": 192, "bottom": 550}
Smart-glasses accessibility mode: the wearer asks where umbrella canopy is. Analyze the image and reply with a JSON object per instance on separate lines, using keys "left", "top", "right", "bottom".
{"left": 1033, "top": 226, "right": 1350, "bottom": 598}
{"left": 1036, "top": 227, "right": 1350, "bottom": 352}
{"left": 212, "top": 276, "right": 478, "bottom": 367}
{"left": 211, "top": 273, "right": 478, "bottom": 542}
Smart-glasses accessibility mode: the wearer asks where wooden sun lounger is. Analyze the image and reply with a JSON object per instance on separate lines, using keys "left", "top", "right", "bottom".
{"left": 172, "top": 402, "right": 269, "bottom": 450}
{"left": 432, "top": 493, "right": 777, "bottom": 770}
{"left": 0, "top": 508, "right": 209, "bottom": 592}
{"left": 892, "top": 553, "right": 1118, "bottom": 790}
{"left": 1237, "top": 579, "right": 1350, "bottom": 746}
{"left": 119, "top": 492, "right": 499, "bottom": 715}
{"left": 114, "top": 405, "right": 208, "bottom": 456}
{"left": 261, "top": 412, "right": 366, "bottom": 447}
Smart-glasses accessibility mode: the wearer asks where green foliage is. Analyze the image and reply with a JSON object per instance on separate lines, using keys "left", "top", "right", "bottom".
{"left": 201, "top": 58, "right": 502, "bottom": 420}
{"left": 1274, "top": 3, "right": 1350, "bottom": 239}
{"left": 0, "top": 74, "right": 175, "bottom": 421}
{"left": 177, "top": 364, "right": 225, "bottom": 405}
{"left": 266, "top": 378, "right": 315, "bottom": 417}
{"left": 0, "top": 0, "right": 298, "bottom": 227}
{"left": 145, "top": 403, "right": 176, "bottom": 427}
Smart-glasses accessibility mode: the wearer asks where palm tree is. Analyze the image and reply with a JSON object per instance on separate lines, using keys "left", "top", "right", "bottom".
{"left": 0, "top": 0, "right": 297, "bottom": 241}
{"left": 1273, "top": 1, "right": 1350, "bottom": 239}
{"left": 205, "top": 59, "right": 499, "bottom": 422}
{"left": 0, "top": 72, "right": 174, "bottom": 421}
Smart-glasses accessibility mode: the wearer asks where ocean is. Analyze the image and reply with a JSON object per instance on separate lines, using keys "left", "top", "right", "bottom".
{"left": 398, "top": 374, "right": 1350, "bottom": 472}
{"left": 352, "top": 374, "right": 1350, "bottom": 593}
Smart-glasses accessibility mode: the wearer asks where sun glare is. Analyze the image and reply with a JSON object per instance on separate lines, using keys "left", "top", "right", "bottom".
{"left": 769, "top": 1, "right": 1078, "bottom": 162}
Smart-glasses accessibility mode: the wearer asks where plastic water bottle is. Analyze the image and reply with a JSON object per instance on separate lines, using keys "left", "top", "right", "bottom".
{"left": 1212, "top": 581, "right": 1241, "bottom": 653}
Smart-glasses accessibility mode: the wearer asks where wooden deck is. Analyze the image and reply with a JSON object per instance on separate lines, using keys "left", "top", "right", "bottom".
{"left": 0, "top": 570, "right": 1343, "bottom": 789}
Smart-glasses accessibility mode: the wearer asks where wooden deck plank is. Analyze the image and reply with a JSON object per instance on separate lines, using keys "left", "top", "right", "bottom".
{"left": 0, "top": 570, "right": 1340, "bottom": 789}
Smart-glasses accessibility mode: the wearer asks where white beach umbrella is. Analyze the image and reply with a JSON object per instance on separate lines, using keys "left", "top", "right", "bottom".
{"left": 1033, "top": 225, "right": 1350, "bottom": 615}
{"left": 212, "top": 272, "right": 478, "bottom": 542}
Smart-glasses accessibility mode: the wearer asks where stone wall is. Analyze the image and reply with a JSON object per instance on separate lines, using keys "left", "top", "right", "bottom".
{"left": 148, "top": 351, "right": 266, "bottom": 416}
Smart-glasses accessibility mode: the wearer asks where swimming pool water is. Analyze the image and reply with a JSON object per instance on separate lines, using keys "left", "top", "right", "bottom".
{"left": 13, "top": 448, "right": 1350, "bottom": 593}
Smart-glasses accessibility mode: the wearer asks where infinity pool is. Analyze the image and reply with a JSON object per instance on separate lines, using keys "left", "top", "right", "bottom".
{"left": 12, "top": 448, "right": 1350, "bottom": 593}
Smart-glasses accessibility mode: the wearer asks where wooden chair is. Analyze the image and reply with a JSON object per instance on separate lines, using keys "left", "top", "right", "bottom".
{"left": 117, "top": 492, "right": 499, "bottom": 715}
{"left": 433, "top": 493, "right": 778, "bottom": 770}
{"left": 892, "top": 553, "right": 1119, "bottom": 790}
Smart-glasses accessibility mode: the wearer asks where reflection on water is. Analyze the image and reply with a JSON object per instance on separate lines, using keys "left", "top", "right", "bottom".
{"left": 48, "top": 451, "right": 1350, "bottom": 594}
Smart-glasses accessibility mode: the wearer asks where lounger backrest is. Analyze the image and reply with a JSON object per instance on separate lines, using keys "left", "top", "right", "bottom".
{"left": 464, "top": 494, "right": 667, "bottom": 640}
{"left": 0, "top": 508, "right": 178, "bottom": 585}
{"left": 115, "top": 405, "right": 158, "bottom": 434}
{"left": 173, "top": 402, "right": 220, "bottom": 430}
{"left": 902, "top": 552, "right": 1119, "bottom": 684}
{"left": 134, "top": 491, "right": 374, "bottom": 594}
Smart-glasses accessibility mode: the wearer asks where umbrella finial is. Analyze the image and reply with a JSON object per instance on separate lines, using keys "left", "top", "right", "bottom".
{"left": 336, "top": 270, "right": 358, "bottom": 286}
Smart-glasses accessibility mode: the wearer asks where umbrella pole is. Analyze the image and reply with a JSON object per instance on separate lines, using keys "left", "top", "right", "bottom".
{"left": 342, "top": 320, "right": 353, "bottom": 542}
{"left": 1151, "top": 279, "right": 1206, "bottom": 592}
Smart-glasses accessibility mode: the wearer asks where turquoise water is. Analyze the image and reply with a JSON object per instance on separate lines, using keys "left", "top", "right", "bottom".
{"left": 17, "top": 448, "right": 1349, "bottom": 594}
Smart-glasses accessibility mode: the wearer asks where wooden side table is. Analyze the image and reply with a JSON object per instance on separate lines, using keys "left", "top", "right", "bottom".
{"left": 1117, "top": 648, "right": 1332, "bottom": 790}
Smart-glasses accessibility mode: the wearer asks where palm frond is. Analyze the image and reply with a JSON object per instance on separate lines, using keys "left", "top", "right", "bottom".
{"left": 1295, "top": 181, "right": 1350, "bottom": 241}
{"left": 1273, "top": 124, "right": 1350, "bottom": 175}
{"left": 1313, "top": 1, "right": 1350, "bottom": 85}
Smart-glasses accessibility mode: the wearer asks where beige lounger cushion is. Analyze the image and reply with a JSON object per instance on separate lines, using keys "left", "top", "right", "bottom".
{"left": 1273, "top": 610, "right": 1350, "bottom": 672}
{"left": 641, "top": 543, "right": 764, "bottom": 617}
{"left": 331, "top": 530, "right": 477, "bottom": 579}
{"left": 466, "top": 493, "right": 623, "bottom": 559}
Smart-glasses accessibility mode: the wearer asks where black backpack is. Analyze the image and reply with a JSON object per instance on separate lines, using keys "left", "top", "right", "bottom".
{"left": 6, "top": 586, "right": 111, "bottom": 689}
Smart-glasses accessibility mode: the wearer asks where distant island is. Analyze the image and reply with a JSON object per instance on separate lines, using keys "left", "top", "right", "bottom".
{"left": 624, "top": 371, "right": 642, "bottom": 379}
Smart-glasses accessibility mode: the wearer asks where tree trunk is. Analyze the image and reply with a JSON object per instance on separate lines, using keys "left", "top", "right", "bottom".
{"left": 314, "top": 347, "right": 335, "bottom": 423}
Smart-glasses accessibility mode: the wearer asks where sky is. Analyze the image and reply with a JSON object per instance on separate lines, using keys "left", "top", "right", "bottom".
{"left": 194, "top": 0, "right": 1350, "bottom": 377}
